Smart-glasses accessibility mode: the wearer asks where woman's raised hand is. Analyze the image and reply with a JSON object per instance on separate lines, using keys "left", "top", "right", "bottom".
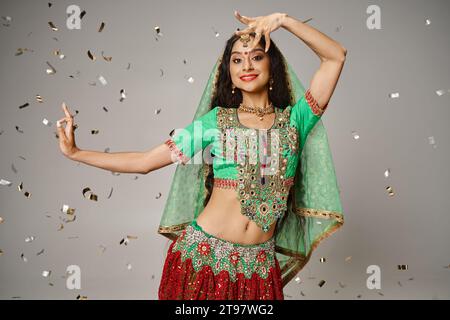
{"left": 233, "top": 10, "right": 287, "bottom": 53}
{"left": 56, "top": 102, "right": 79, "bottom": 159}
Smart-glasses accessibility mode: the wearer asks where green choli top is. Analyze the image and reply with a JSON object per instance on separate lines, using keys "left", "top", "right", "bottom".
{"left": 165, "top": 89, "right": 324, "bottom": 232}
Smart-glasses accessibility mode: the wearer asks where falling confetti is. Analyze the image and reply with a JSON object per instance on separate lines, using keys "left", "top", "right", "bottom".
{"left": 384, "top": 169, "right": 390, "bottom": 178}
{"left": 351, "top": 131, "right": 360, "bottom": 140}
{"left": 15, "top": 48, "right": 33, "bottom": 56}
{"left": 120, "top": 235, "right": 138, "bottom": 246}
{"left": 91, "top": 129, "right": 99, "bottom": 135}
{"left": 42, "top": 270, "right": 51, "bottom": 277}
{"left": 435, "top": 89, "right": 446, "bottom": 96}
{"left": 36, "top": 249, "right": 45, "bottom": 256}
{"left": 154, "top": 26, "right": 163, "bottom": 37}
{"left": 0, "top": 217, "right": 3, "bottom": 224}
{"left": 428, "top": 136, "right": 437, "bottom": 149}
{"left": 318, "top": 280, "right": 326, "bottom": 287}
{"left": 335, "top": 25, "right": 343, "bottom": 32}
{"left": 107, "top": 187, "right": 113, "bottom": 199}
{"left": 425, "top": 18, "right": 431, "bottom": 26}
{"left": 53, "top": 49, "right": 65, "bottom": 59}
{"left": 119, "top": 89, "right": 126, "bottom": 102}
{"left": 99, "top": 245, "right": 107, "bottom": 253}
{"left": 48, "top": 21, "right": 58, "bottom": 31}
{"left": 82, "top": 187, "right": 98, "bottom": 201}
{"left": 15, "top": 126, "right": 24, "bottom": 133}
{"left": 36, "top": 95, "right": 44, "bottom": 103}
{"left": 155, "top": 109, "right": 161, "bottom": 115}
{"left": 160, "top": 69, "right": 164, "bottom": 77}
{"left": 2, "top": 16, "right": 12, "bottom": 27}
{"left": 80, "top": 10, "right": 86, "bottom": 20}
{"left": 0, "top": 249, "right": 3, "bottom": 256}
{"left": 386, "top": 186, "right": 395, "bottom": 197}
{"left": 1, "top": 179, "right": 12, "bottom": 186}
{"left": 187, "top": 76, "right": 194, "bottom": 84}
{"left": 19, "top": 103, "right": 29, "bottom": 109}
{"left": 397, "top": 264, "right": 408, "bottom": 270}
{"left": 20, "top": 253, "right": 28, "bottom": 262}
{"left": 319, "top": 257, "right": 326, "bottom": 263}
{"left": 101, "top": 51, "right": 112, "bottom": 62}
{"left": 98, "top": 75, "right": 107, "bottom": 86}
{"left": 389, "top": 92, "right": 400, "bottom": 99}
{"left": 62, "top": 204, "right": 76, "bottom": 215}
{"left": 46, "top": 61, "right": 56, "bottom": 74}
{"left": 98, "top": 22, "right": 105, "bottom": 32}
{"left": 345, "top": 256, "right": 352, "bottom": 262}
{"left": 126, "top": 263, "right": 132, "bottom": 270}
{"left": 25, "top": 236, "right": 35, "bottom": 243}
{"left": 155, "top": 192, "right": 162, "bottom": 199}
{"left": 87, "top": 50, "right": 96, "bottom": 61}
{"left": 338, "top": 281, "right": 346, "bottom": 288}
{"left": 294, "top": 276, "right": 302, "bottom": 284}
{"left": 76, "top": 295, "right": 88, "bottom": 300}
{"left": 57, "top": 223, "right": 64, "bottom": 231}
{"left": 126, "top": 63, "right": 131, "bottom": 70}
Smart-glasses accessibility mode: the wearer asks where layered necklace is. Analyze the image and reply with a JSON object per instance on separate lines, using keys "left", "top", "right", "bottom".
{"left": 237, "top": 102, "right": 274, "bottom": 121}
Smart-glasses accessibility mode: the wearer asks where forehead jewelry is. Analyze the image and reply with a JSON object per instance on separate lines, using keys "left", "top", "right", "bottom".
{"left": 239, "top": 34, "right": 251, "bottom": 47}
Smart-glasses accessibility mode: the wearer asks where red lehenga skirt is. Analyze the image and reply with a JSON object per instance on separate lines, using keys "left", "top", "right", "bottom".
{"left": 158, "top": 220, "right": 284, "bottom": 300}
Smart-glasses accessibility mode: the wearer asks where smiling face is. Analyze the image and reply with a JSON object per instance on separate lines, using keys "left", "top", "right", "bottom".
{"left": 229, "top": 37, "right": 271, "bottom": 94}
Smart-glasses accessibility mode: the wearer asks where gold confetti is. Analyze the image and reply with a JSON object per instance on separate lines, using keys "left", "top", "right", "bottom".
{"left": 389, "top": 92, "right": 400, "bottom": 99}
{"left": 397, "top": 264, "right": 408, "bottom": 270}
{"left": 87, "top": 50, "right": 96, "bottom": 61}
{"left": 48, "top": 21, "right": 58, "bottom": 31}
{"left": 42, "top": 270, "right": 51, "bottom": 277}
{"left": 386, "top": 186, "right": 395, "bottom": 197}
{"left": 25, "top": 236, "right": 35, "bottom": 243}
{"left": 53, "top": 49, "right": 65, "bottom": 59}
{"left": 46, "top": 61, "right": 56, "bottom": 74}
{"left": 318, "top": 280, "right": 326, "bottom": 287}
{"left": 57, "top": 223, "right": 64, "bottom": 231}
{"left": 351, "top": 130, "right": 359, "bottom": 140}
{"left": 357, "top": 294, "right": 362, "bottom": 298}
{"left": 76, "top": 295, "right": 88, "bottom": 300}
{"left": 1, "top": 179, "right": 12, "bottom": 186}
{"left": 36, "top": 94, "right": 44, "bottom": 103}
{"left": 155, "top": 192, "right": 162, "bottom": 199}
{"left": 119, "top": 89, "right": 126, "bottom": 102}
{"left": 15, "top": 48, "right": 33, "bottom": 56}
{"left": 0, "top": 217, "right": 3, "bottom": 224}
{"left": 319, "top": 257, "right": 326, "bottom": 263}
{"left": 62, "top": 204, "right": 76, "bottom": 215}
{"left": 101, "top": 51, "right": 112, "bottom": 62}
{"left": 82, "top": 187, "right": 98, "bottom": 201}
{"left": 91, "top": 129, "right": 99, "bottom": 135}
{"left": 384, "top": 169, "right": 390, "bottom": 178}
{"left": 98, "top": 22, "right": 105, "bottom": 32}
{"left": 126, "top": 263, "right": 132, "bottom": 270}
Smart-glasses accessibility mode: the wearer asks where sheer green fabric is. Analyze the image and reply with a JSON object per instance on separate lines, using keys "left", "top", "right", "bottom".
{"left": 158, "top": 54, "right": 344, "bottom": 288}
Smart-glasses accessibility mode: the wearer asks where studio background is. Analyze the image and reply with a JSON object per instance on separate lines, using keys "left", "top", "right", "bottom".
{"left": 1, "top": 0, "right": 449, "bottom": 299}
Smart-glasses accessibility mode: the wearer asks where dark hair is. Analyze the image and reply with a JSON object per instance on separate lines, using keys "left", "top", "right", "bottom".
{"left": 204, "top": 32, "right": 294, "bottom": 207}
{"left": 210, "top": 32, "right": 294, "bottom": 110}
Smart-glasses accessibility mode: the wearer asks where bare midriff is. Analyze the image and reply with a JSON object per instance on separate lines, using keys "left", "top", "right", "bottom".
{"left": 196, "top": 186, "right": 277, "bottom": 246}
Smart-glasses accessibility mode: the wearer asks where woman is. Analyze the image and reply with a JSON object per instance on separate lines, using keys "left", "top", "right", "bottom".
{"left": 57, "top": 11, "right": 347, "bottom": 300}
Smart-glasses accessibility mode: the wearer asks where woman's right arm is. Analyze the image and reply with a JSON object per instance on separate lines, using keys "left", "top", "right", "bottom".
{"left": 69, "top": 143, "right": 174, "bottom": 175}
{"left": 57, "top": 102, "right": 175, "bottom": 175}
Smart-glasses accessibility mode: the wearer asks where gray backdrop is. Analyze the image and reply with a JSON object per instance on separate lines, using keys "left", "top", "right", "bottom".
{"left": 1, "top": 0, "right": 449, "bottom": 300}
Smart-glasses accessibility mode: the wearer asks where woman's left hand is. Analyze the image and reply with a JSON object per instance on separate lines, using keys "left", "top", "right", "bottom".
{"left": 234, "top": 11, "right": 287, "bottom": 52}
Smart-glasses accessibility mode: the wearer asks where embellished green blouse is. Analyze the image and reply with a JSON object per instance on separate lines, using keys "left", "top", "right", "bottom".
{"left": 165, "top": 89, "right": 324, "bottom": 233}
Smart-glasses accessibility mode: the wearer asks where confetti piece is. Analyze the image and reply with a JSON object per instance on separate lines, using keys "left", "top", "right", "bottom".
{"left": 15, "top": 126, "right": 24, "bottom": 133}
{"left": 335, "top": 25, "right": 343, "bottom": 32}
{"left": 98, "top": 75, "right": 107, "bottom": 86}
{"left": 428, "top": 136, "right": 437, "bottom": 149}
{"left": 319, "top": 257, "right": 326, "bottom": 263}
{"left": 101, "top": 51, "right": 112, "bottom": 62}
{"left": 357, "top": 294, "right": 362, "bottom": 298}
{"left": 87, "top": 50, "right": 96, "bottom": 61}
{"left": 318, "top": 280, "right": 326, "bottom": 287}
{"left": 1, "top": 16, "right": 12, "bottom": 27}
{"left": 386, "top": 186, "right": 395, "bottom": 197}
{"left": 300, "top": 291, "right": 305, "bottom": 296}
{"left": 294, "top": 276, "right": 302, "bottom": 284}
{"left": 45, "top": 61, "right": 56, "bottom": 74}
{"left": 82, "top": 187, "right": 98, "bottom": 201}
{"left": 107, "top": 187, "right": 113, "bottom": 199}
{"left": 389, "top": 92, "right": 400, "bottom": 99}
{"left": 397, "top": 264, "right": 408, "bottom": 270}
{"left": 57, "top": 223, "right": 64, "bottom": 231}
{"left": 119, "top": 89, "right": 126, "bottom": 102}
{"left": 25, "top": 236, "right": 35, "bottom": 243}
{"left": 126, "top": 263, "right": 132, "bottom": 270}
{"left": 338, "top": 281, "right": 346, "bottom": 288}
{"left": 102, "top": 106, "right": 109, "bottom": 112}
{"left": 36, "top": 94, "right": 44, "bottom": 103}
{"left": 1, "top": 179, "right": 12, "bottom": 186}
{"left": 398, "top": 281, "right": 402, "bottom": 287}
{"left": 48, "top": 21, "right": 58, "bottom": 31}
{"left": 0, "top": 217, "right": 3, "bottom": 224}
{"left": 21, "top": 253, "right": 28, "bottom": 262}
{"left": 0, "top": 249, "right": 3, "bottom": 256}
{"left": 384, "top": 169, "right": 390, "bottom": 178}
{"left": 187, "top": 76, "right": 194, "bottom": 84}
{"left": 425, "top": 18, "right": 431, "bottom": 26}
{"left": 155, "top": 108, "right": 161, "bottom": 115}
{"left": 62, "top": 204, "right": 76, "bottom": 215}
{"left": 345, "top": 256, "right": 352, "bottom": 262}
{"left": 160, "top": 69, "right": 164, "bottom": 77}
{"left": 80, "top": 10, "right": 86, "bottom": 19}
{"left": 91, "top": 129, "right": 99, "bottom": 135}
{"left": 99, "top": 245, "right": 107, "bottom": 253}
{"left": 351, "top": 130, "right": 359, "bottom": 140}
{"left": 154, "top": 26, "right": 163, "bottom": 37}
{"left": 378, "top": 292, "right": 384, "bottom": 296}
{"left": 42, "top": 118, "right": 51, "bottom": 126}
{"left": 53, "top": 49, "right": 65, "bottom": 59}
{"left": 76, "top": 295, "right": 88, "bottom": 300}
{"left": 126, "top": 63, "right": 131, "bottom": 70}
{"left": 151, "top": 275, "right": 155, "bottom": 280}
{"left": 42, "top": 270, "right": 51, "bottom": 277}
{"left": 302, "top": 18, "right": 313, "bottom": 23}
{"left": 48, "top": 3, "right": 52, "bottom": 8}
{"left": 155, "top": 192, "right": 162, "bottom": 199}
{"left": 436, "top": 89, "right": 446, "bottom": 96}
{"left": 98, "top": 22, "right": 105, "bottom": 32}
{"left": 15, "top": 48, "right": 34, "bottom": 56}
{"left": 36, "top": 249, "right": 45, "bottom": 256}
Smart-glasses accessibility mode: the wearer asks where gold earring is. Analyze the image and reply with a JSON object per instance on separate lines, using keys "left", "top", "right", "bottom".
{"left": 232, "top": 84, "right": 235, "bottom": 94}
{"left": 269, "top": 78, "right": 274, "bottom": 91}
